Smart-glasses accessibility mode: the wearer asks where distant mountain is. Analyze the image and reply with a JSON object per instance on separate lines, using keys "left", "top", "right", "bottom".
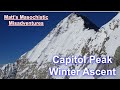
{"left": 0, "top": 64, "right": 3, "bottom": 68}
{"left": 0, "top": 12, "right": 120, "bottom": 79}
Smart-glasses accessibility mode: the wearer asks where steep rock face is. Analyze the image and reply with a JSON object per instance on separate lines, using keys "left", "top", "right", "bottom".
{"left": 0, "top": 12, "right": 120, "bottom": 79}
{"left": 0, "top": 63, "right": 17, "bottom": 79}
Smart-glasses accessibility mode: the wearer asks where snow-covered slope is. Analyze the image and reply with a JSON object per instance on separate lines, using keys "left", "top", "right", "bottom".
{"left": 0, "top": 12, "right": 120, "bottom": 79}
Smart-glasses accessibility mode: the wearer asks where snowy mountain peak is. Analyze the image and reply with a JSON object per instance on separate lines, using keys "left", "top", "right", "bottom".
{"left": 56, "top": 13, "right": 99, "bottom": 32}
{"left": 1, "top": 12, "right": 120, "bottom": 79}
{"left": 69, "top": 13, "right": 99, "bottom": 30}
{"left": 22, "top": 13, "right": 99, "bottom": 63}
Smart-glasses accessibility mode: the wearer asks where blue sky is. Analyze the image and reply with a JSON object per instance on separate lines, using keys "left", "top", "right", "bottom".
{"left": 0, "top": 12, "right": 118, "bottom": 64}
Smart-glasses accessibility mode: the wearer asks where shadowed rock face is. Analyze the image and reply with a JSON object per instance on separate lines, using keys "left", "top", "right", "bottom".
{"left": 80, "top": 15, "right": 99, "bottom": 31}
{"left": 74, "top": 13, "right": 99, "bottom": 31}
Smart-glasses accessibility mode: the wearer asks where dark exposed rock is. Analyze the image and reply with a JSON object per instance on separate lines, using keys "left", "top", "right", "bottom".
{"left": 114, "top": 46, "right": 120, "bottom": 66}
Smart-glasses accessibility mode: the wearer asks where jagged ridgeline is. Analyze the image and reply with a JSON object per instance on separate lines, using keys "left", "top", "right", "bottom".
{"left": 0, "top": 12, "right": 120, "bottom": 79}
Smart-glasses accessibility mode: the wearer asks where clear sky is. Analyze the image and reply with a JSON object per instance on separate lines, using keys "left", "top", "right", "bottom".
{"left": 0, "top": 12, "right": 118, "bottom": 64}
